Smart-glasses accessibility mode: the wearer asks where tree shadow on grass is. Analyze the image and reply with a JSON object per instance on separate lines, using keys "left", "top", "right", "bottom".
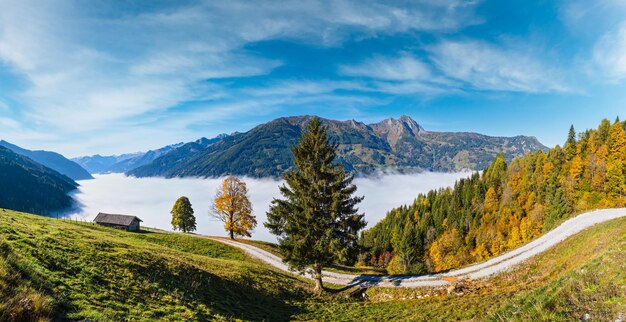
{"left": 125, "top": 256, "right": 309, "bottom": 321}
{"left": 136, "top": 229, "right": 156, "bottom": 234}
{"left": 4, "top": 233, "right": 310, "bottom": 321}
{"left": 326, "top": 263, "right": 386, "bottom": 275}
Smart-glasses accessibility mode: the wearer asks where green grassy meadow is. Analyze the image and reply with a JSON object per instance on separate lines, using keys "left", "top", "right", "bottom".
{"left": 0, "top": 209, "right": 311, "bottom": 321}
{"left": 0, "top": 209, "right": 624, "bottom": 321}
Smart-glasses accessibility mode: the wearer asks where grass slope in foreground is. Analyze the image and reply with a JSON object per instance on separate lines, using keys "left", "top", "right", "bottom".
{"left": 300, "top": 216, "right": 626, "bottom": 321}
{"left": 0, "top": 209, "right": 312, "bottom": 321}
{"left": 1, "top": 209, "right": 624, "bottom": 321}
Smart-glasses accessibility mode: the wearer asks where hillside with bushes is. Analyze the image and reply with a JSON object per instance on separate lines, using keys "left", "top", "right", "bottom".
{"left": 361, "top": 118, "right": 626, "bottom": 274}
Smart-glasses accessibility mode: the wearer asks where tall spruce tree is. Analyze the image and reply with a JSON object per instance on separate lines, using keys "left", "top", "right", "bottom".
{"left": 265, "top": 117, "right": 366, "bottom": 294}
{"left": 566, "top": 125, "right": 577, "bottom": 161}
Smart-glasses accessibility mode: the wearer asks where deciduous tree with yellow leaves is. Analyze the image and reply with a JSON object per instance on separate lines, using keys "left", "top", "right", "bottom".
{"left": 211, "top": 176, "right": 256, "bottom": 239}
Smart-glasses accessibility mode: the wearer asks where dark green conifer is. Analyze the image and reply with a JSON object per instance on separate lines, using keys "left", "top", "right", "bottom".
{"left": 565, "top": 125, "right": 577, "bottom": 161}
{"left": 265, "top": 117, "right": 366, "bottom": 294}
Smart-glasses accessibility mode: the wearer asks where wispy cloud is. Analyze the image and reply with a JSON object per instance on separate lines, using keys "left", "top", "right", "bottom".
{"left": 338, "top": 54, "right": 465, "bottom": 95}
{"left": 559, "top": 0, "right": 626, "bottom": 27}
{"left": 241, "top": 80, "right": 367, "bottom": 97}
{"left": 428, "top": 40, "right": 571, "bottom": 93}
{"left": 337, "top": 41, "right": 570, "bottom": 95}
{"left": 0, "top": 0, "right": 482, "bottom": 155}
{"left": 0, "top": 117, "right": 20, "bottom": 129}
{"left": 340, "top": 54, "right": 432, "bottom": 81}
{"left": 558, "top": 0, "right": 626, "bottom": 83}
{"left": 0, "top": 99, "right": 9, "bottom": 112}
{"left": 2, "top": 0, "right": 613, "bottom": 157}
{"left": 593, "top": 23, "right": 626, "bottom": 81}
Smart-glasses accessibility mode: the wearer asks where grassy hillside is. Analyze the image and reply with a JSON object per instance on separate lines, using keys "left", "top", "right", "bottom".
{"left": 1, "top": 209, "right": 623, "bottom": 321}
{"left": 0, "top": 209, "right": 312, "bottom": 321}
{"left": 299, "top": 216, "right": 626, "bottom": 321}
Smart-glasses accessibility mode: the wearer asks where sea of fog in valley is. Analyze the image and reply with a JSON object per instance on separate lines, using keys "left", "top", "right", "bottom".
{"left": 68, "top": 172, "right": 471, "bottom": 242}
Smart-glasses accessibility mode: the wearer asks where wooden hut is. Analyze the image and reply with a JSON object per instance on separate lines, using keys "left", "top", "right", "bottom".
{"left": 94, "top": 213, "right": 142, "bottom": 232}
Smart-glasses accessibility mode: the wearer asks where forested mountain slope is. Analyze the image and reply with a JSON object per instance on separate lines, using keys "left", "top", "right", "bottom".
{"left": 0, "top": 140, "right": 92, "bottom": 181}
{"left": 0, "top": 146, "right": 77, "bottom": 214}
{"left": 130, "top": 115, "right": 546, "bottom": 178}
{"left": 362, "top": 118, "right": 626, "bottom": 275}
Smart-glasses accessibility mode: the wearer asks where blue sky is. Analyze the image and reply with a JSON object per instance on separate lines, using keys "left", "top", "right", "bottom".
{"left": 0, "top": 0, "right": 625, "bottom": 157}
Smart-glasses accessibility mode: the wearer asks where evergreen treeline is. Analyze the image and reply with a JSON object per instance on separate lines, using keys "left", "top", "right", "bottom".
{"left": 361, "top": 119, "right": 626, "bottom": 274}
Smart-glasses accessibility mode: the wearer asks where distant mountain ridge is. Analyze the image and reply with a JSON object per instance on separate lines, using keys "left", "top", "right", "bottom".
{"left": 129, "top": 115, "right": 547, "bottom": 178}
{"left": 73, "top": 141, "right": 194, "bottom": 174}
{"left": 126, "top": 137, "right": 225, "bottom": 177}
{"left": 0, "top": 145, "right": 77, "bottom": 214}
{"left": 0, "top": 140, "right": 92, "bottom": 181}
{"left": 71, "top": 153, "right": 141, "bottom": 174}
{"left": 73, "top": 136, "right": 229, "bottom": 174}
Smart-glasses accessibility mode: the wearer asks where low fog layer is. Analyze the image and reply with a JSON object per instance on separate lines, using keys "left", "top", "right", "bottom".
{"left": 69, "top": 172, "right": 471, "bottom": 242}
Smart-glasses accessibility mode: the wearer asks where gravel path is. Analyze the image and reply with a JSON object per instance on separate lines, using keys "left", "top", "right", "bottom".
{"left": 207, "top": 208, "right": 626, "bottom": 288}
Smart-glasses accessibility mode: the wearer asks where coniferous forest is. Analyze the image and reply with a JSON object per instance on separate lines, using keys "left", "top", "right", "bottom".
{"left": 0, "top": 146, "right": 78, "bottom": 215}
{"left": 361, "top": 119, "right": 626, "bottom": 274}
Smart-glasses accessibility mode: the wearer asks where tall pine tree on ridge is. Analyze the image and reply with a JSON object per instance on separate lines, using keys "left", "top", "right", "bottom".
{"left": 265, "top": 117, "right": 366, "bottom": 294}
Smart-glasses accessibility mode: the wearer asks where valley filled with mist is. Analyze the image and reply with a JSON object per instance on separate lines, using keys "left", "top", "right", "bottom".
{"left": 67, "top": 171, "right": 471, "bottom": 241}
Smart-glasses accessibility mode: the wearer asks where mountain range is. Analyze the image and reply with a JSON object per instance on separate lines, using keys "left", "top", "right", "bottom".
{"left": 0, "top": 140, "right": 92, "bottom": 181}
{"left": 72, "top": 142, "right": 188, "bottom": 174}
{"left": 0, "top": 145, "right": 77, "bottom": 214}
{"left": 124, "top": 136, "right": 228, "bottom": 176}
{"left": 73, "top": 135, "right": 231, "bottom": 174}
{"left": 129, "top": 115, "right": 547, "bottom": 178}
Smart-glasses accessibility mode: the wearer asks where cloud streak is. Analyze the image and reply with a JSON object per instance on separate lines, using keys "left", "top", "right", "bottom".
{"left": 337, "top": 41, "right": 572, "bottom": 95}
{"left": 340, "top": 54, "right": 433, "bottom": 81}
{"left": 428, "top": 40, "right": 571, "bottom": 93}
{"left": 1, "top": 0, "right": 619, "bottom": 157}
{"left": 0, "top": 0, "right": 484, "bottom": 156}
{"left": 593, "top": 23, "right": 626, "bottom": 81}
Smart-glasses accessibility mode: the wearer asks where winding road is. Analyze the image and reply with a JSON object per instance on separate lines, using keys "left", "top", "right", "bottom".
{"left": 208, "top": 208, "right": 626, "bottom": 288}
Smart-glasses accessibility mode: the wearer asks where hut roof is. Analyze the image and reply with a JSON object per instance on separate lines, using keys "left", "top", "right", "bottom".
{"left": 94, "top": 213, "right": 142, "bottom": 226}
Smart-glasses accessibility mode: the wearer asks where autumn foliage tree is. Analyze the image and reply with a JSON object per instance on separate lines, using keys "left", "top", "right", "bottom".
{"left": 265, "top": 117, "right": 366, "bottom": 294}
{"left": 211, "top": 176, "right": 256, "bottom": 239}
{"left": 171, "top": 196, "right": 196, "bottom": 233}
{"left": 362, "top": 118, "right": 626, "bottom": 274}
